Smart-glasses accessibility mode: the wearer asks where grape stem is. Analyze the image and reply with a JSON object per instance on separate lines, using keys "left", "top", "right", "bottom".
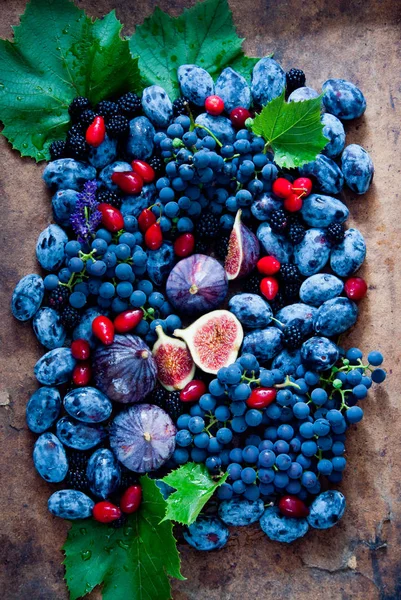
{"left": 193, "top": 124, "right": 223, "bottom": 148}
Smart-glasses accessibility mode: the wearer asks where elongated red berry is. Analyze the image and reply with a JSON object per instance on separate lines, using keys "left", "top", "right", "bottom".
{"left": 260, "top": 277, "right": 279, "bottom": 301}
{"left": 131, "top": 160, "right": 155, "bottom": 183}
{"left": 257, "top": 256, "right": 281, "bottom": 276}
{"left": 138, "top": 208, "right": 157, "bottom": 233}
{"left": 174, "top": 233, "right": 195, "bottom": 257}
{"left": 344, "top": 277, "right": 367, "bottom": 301}
{"left": 180, "top": 380, "right": 207, "bottom": 403}
{"left": 292, "top": 177, "right": 312, "bottom": 197}
{"left": 92, "top": 315, "right": 115, "bottom": 345}
{"left": 145, "top": 222, "right": 163, "bottom": 250}
{"left": 71, "top": 338, "right": 91, "bottom": 361}
{"left": 284, "top": 193, "right": 303, "bottom": 212}
{"left": 111, "top": 171, "right": 144, "bottom": 195}
{"left": 86, "top": 116, "right": 106, "bottom": 148}
{"left": 205, "top": 95, "right": 225, "bottom": 116}
{"left": 272, "top": 178, "right": 293, "bottom": 199}
{"left": 72, "top": 361, "right": 92, "bottom": 386}
{"left": 121, "top": 485, "right": 142, "bottom": 514}
{"left": 97, "top": 203, "right": 124, "bottom": 233}
{"left": 278, "top": 495, "right": 310, "bottom": 518}
{"left": 93, "top": 501, "right": 122, "bottom": 523}
{"left": 230, "top": 107, "right": 251, "bottom": 129}
{"left": 114, "top": 309, "right": 144, "bottom": 334}
{"left": 247, "top": 387, "right": 277, "bottom": 409}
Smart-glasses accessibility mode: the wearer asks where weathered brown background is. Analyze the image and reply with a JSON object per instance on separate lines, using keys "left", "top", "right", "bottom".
{"left": 1, "top": 0, "right": 400, "bottom": 598}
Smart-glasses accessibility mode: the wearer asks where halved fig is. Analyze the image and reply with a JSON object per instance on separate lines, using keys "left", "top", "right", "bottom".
{"left": 224, "top": 209, "right": 260, "bottom": 280}
{"left": 152, "top": 325, "right": 195, "bottom": 391}
{"left": 174, "top": 310, "right": 243, "bottom": 375}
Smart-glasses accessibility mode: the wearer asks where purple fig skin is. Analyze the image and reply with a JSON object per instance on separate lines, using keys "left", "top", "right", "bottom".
{"left": 238, "top": 220, "right": 260, "bottom": 278}
{"left": 110, "top": 404, "right": 176, "bottom": 473}
{"left": 93, "top": 334, "right": 157, "bottom": 404}
{"left": 166, "top": 254, "right": 228, "bottom": 315}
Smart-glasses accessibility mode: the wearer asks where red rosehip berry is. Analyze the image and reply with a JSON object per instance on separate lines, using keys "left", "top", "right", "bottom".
{"left": 278, "top": 495, "right": 310, "bottom": 518}
{"left": 120, "top": 485, "right": 142, "bottom": 514}
{"left": 272, "top": 178, "right": 293, "bottom": 199}
{"left": 114, "top": 309, "right": 144, "bottom": 334}
{"left": 131, "top": 160, "right": 156, "bottom": 183}
{"left": 205, "top": 95, "right": 225, "bottom": 116}
{"left": 145, "top": 222, "right": 163, "bottom": 250}
{"left": 230, "top": 107, "right": 252, "bottom": 129}
{"left": 260, "top": 276, "right": 279, "bottom": 301}
{"left": 292, "top": 177, "right": 312, "bottom": 197}
{"left": 138, "top": 208, "right": 157, "bottom": 233}
{"left": 72, "top": 361, "right": 92, "bottom": 386}
{"left": 284, "top": 193, "right": 303, "bottom": 212}
{"left": 174, "top": 233, "right": 195, "bottom": 257}
{"left": 257, "top": 256, "right": 281, "bottom": 276}
{"left": 180, "top": 380, "right": 207, "bottom": 403}
{"left": 86, "top": 116, "right": 106, "bottom": 148}
{"left": 97, "top": 203, "right": 124, "bottom": 233}
{"left": 70, "top": 338, "right": 91, "bottom": 361}
{"left": 93, "top": 501, "right": 122, "bottom": 523}
{"left": 111, "top": 171, "right": 144, "bottom": 195}
{"left": 344, "top": 277, "right": 367, "bottom": 301}
{"left": 247, "top": 387, "right": 277, "bottom": 409}
{"left": 92, "top": 315, "right": 115, "bottom": 345}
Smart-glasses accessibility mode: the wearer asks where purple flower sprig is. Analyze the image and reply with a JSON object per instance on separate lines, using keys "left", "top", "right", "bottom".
{"left": 70, "top": 180, "right": 102, "bottom": 244}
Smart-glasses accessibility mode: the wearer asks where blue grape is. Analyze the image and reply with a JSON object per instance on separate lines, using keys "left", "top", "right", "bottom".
{"left": 188, "top": 416, "right": 205, "bottom": 434}
{"left": 368, "top": 351, "right": 383, "bottom": 366}
{"left": 371, "top": 368, "right": 386, "bottom": 383}
{"left": 176, "top": 429, "right": 193, "bottom": 447}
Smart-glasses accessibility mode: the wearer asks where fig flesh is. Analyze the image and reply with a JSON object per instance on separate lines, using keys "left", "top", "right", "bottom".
{"left": 174, "top": 310, "right": 243, "bottom": 374}
{"left": 225, "top": 210, "right": 260, "bottom": 280}
{"left": 152, "top": 325, "right": 195, "bottom": 391}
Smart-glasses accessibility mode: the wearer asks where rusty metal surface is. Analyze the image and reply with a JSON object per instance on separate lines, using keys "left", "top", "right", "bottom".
{"left": 0, "top": 0, "right": 400, "bottom": 598}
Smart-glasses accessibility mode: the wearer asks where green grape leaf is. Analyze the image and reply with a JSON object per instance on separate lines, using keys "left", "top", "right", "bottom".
{"left": 0, "top": 0, "right": 141, "bottom": 161}
{"left": 162, "top": 463, "right": 228, "bottom": 525}
{"left": 251, "top": 91, "right": 329, "bottom": 168}
{"left": 63, "top": 476, "right": 184, "bottom": 600}
{"left": 129, "top": 0, "right": 258, "bottom": 100}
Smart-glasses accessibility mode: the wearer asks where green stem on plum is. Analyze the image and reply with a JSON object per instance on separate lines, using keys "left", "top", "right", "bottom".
{"left": 270, "top": 316, "right": 284, "bottom": 327}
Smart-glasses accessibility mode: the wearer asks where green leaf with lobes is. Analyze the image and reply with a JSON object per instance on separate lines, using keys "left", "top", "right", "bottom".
{"left": 162, "top": 463, "right": 229, "bottom": 525}
{"left": 0, "top": 0, "right": 141, "bottom": 162}
{"left": 129, "top": 0, "right": 259, "bottom": 101}
{"left": 251, "top": 91, "right": 329, "bottom": 168}
{"left": 63, "top": 476, "right": 184, "bottom": 600}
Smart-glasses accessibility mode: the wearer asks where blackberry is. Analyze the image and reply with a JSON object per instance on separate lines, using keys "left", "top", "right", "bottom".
{"left": 117, "top": 92, "right": 142, "bottom": 118}
{"left": 279, "top": 263, "right": 302, "bottom": 283}
{"left": 65, "top": 134, "right": 89, "bottom": 161}
{"left": 196, "top": 212, "right": 219, "bottom": 239}
{"left": 287, "top": 217, "right": 306, "bottom": 245}
{"left": 97, "top": 189, "right": 122, "bottom": 209}
{"left": 149, "top": 386, "right": 167, "bottom": 410}
{"left": 79, "top": 108, "right": 97, "bottom": 128}
{"left": 195, "top": 239, "right": 209, "bottom": 254}
{"left": 270, "top": 291, "right": 286, "bottom": 314}
{"left": 60, "top": 306, "right": 81, "bottom": 330}
{"left": 96, "top": 100, "right": 119, "bottom": 120}
{"left": 67, "top": 123, "right": 84, "bottom": 139}
{"left": 69, "top": 97, "right": 92, "bottom": 122}
{"left": 283, "top": 282, "right": 301, "bottom": 300}
{"left": 65, "top": 451, "right": 89, "bottom": 493}
{"left": 270, "top": 209, "right": 289, "bottom": 233}
{"left": 215, "top": 235, "right": 230, "bottom": 261}
{"left": 283, "top": 325, "right": 303, "bottom": 350}
{"left": 149, "top": 156, "right": 164, "bottom": 176}
{"left": 107, "top": 114, "right": 129, "bottom": 139}
{"left": 48, "top": 285, "right": 69, "bottom": 311}
{"left": 164, "top": 391, "right": 183, "bottom": 422}
{"left": 286, "top": 68, "right": 306, "bottom": 94}
{"left": 173, "top": 97, "right": 189, "bottom": 117}
{"left": 326, "top": 223, "right": 345, "bottom": 245}
{"left": 49, "top": 140, "right": 66, "bottom": 161}
{"left": 120, "top": 468, "right": 138, "bottom": 491}
{"left": 243, "top": 273, "right": 262, "bottom": 295}
{"left": 110, "top": 514, "right": 128, "bottom": 529}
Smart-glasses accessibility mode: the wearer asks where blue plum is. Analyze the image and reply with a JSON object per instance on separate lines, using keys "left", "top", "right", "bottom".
{"left": 321, "top": 113, "right": 346, "bottom": 158}
{"left": 126, "top": 117, "right": 155, "bottom": 160}
{"left": 307, "top": 490, "right": 346, "bottom": 529}
{"left": 341, "top": 144, "right": 374, "bottom": 194}
{"left": 142, "top": 85, "right": 173, "bottom": 127}
{"left": 260, "top": 506, "right": 309, "bottom": 543}
{"left": 301, "top": 337, "right": 339, "bottom": 372}
{"left": 251, "top": 58, "right": 286, "bottom": 106}
{"left": 275, "top": 303, "right": 317, "bottom": 337}
{"left": 251, "top": 193, "right": 282, "bottom": 221}
{"left": 300, "top": 274, "right": 344, "bottom": 306}
{"left": 272, "top": 349, "right": 302, "bottom": 375}
{"left": 86, "top": 448, "right": 121, "bottom": 499}
{"left": 99, "top": 161, "right": 132, "bottom": 192}
{"left": 11, "top": 274, "right": 44, "bottom": 321}
{"left": 52, "top": 189, "right": 79, "bottom": 227}
{"left": 313, "top": 297, "right": 358, "bottom": 337}
{"left": 218, "top": 498, "right": 264, "bottom": 525}
{"left": 36, "top": 224, "right": 68, "bottom": 271}
{"left": 195, "top": 113, "right": 236, "bottom": 145}
{"left": 177, "top": 65, "right": 214, "bottom": 106}
{"left": 294, "top": 228, "right": 331, "bottom": 276}
{"left": 56, "top": 416, "right": 107, "bottom": 450}
{"left": 33, "top": 307, "right": 66, "bottom": 349}
{"left": 288, "top": 87, "right": 320, "bottom": 103}
{"left": 299, "top": 154, "right": 344, "bottom": 195}
{"left": 146, "top": 242, "right": 175, "bottom": 286}
{"left": 33, "top": 432, "right": 68, "bottom": 482}
{"left": 228, "top": 293, "right": 272, "bottom": 329}
{"left": 120, "top": 184, "right": 157, "bottom": 218}
{"left": 183, "top": 516, "right": 229, "bottom": 551}
{"left": 88, "top": 135, "right": 118, "bottom": 169}
{"left": 63, "top": 387, "right": 112, "bottom": 423}
{"left": 242, "top": 327, "right": 283, "bottom": 362}
{"left": 322, "top": 79, "right": 366, "bottom": 120}
{"left": 26, "top": 387, "right": 61, "bottom": 433}
{"left": 215, "top": 67, "right": 251, "bottom": 111}
{"left": 257, "top": 222, "right": 293, "bottom": 263}
{"left": 34, "top": 348, "right": 76, "bottom": 385}
{"left": 301, "top": 194, "right": 348, "bottom": 228}
{"left": 43, "top": 159, "right": 96, "bottom": 191}
{"left": 330, "top": 228, "right": 366, "bottom": 277}
{"left": 73, "top": 307, "right": 108, "bottom": 349}
{"left": 48, "top": 490, "right": 94, "bottom": 519}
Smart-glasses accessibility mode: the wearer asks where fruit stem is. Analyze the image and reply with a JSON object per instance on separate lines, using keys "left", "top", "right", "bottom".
{"left": 274, "top": 375, "right": 301, "bottom": 390}
{"left": 193, "top": 124, "right": 223, "bottom": 148}
{"left": 270, "top": 316, "right": 284, "bottom": 327}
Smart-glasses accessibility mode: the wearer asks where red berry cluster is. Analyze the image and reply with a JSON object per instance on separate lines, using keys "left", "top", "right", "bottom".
{"left": 272, "top": 176, "right": 312, "bottom": 212}
{"left": 92, "top": 310, "right": 144, "bottom": 346}
{"left": 93, "top": 484, "right": 142, "bottom": 523}
{"left": 204, "top": 95, "right": 252, "bottom": 130}
{"left": 71, "top": 338, "right": 92, "bottom": 386}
